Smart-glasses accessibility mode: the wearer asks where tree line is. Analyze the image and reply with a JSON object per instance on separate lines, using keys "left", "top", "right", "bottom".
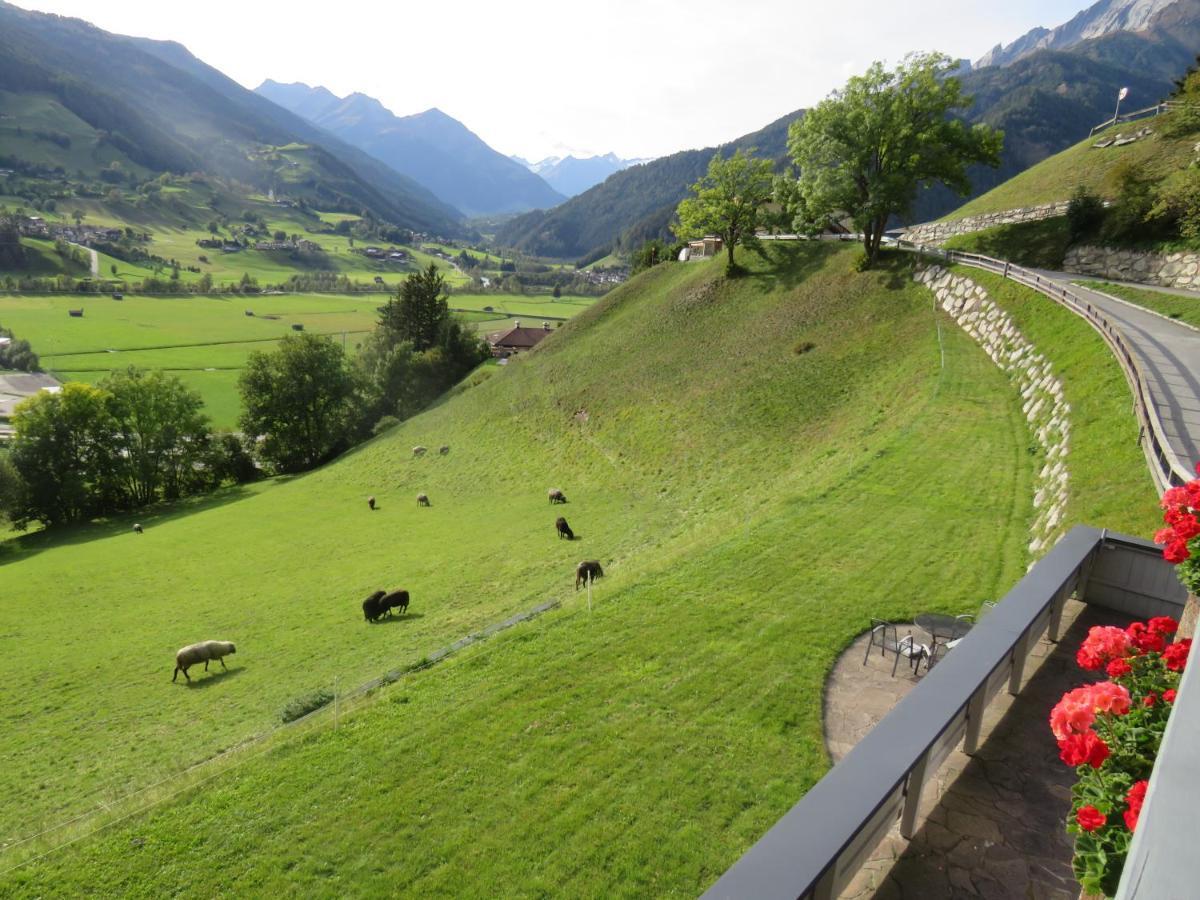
{"left": 0, "top": 264, "right": 490, "bottom": 529}
{"left": 671, "top": 52, "right": 1004, "bottom": 273}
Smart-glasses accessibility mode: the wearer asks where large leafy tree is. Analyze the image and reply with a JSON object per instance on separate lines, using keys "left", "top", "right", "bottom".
{"left": 788, "top": 52, "right": 1003, "bottom": 267}
{"left": 675, "top": 148, "right": 775, "bottom": 274}
{"left": 8, "top": 382, "right": 119, "bottom": 527}
{"left": 102, "top": 367, "right": 212, "bottom": 504}
{"left": 239, "top": 333, "right": 364, "bottom": 473}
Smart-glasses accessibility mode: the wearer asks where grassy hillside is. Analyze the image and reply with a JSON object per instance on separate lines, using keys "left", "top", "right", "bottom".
{"left": 944, "top": 112, "right": 1200, "bottom": 220}
{"left": 0, "top": 243, "right": 1047, "bottom": 893}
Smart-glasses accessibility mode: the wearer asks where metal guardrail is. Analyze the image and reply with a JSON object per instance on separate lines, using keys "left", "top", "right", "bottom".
{"left": 1088, "top": 101, "right": 1193, "bottom": 137}
{"left": 703, "top": 527, "right": 1186, "bottom": 900}
{"left": 896, "top": 240, "right": 1193, "bottom": 494}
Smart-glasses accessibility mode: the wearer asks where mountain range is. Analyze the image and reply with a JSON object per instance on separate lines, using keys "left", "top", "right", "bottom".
{"left": 496, "top": 0, "right": 1200, "bottom": 259}
{"left": 511, "top": 153, "right": 650, "bottom": 198}
{"left": 255, "top": 81, "right": 565, "bottom": 218}
{"left": 495, "top": 110, "right": 801, "bottom": 262}
{"left": 976, "top": 0, "right": 1180, "bottom": 67}
{"left": 0, "top": 1, "right": 463, "bottom": 234}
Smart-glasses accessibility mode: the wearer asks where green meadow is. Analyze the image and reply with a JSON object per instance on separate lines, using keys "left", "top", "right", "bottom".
{"left": 0, "top": 244, "right": 1156, "bottom": 895}
{"left": 0, "top": 291, "right": 596, "bottom": 428}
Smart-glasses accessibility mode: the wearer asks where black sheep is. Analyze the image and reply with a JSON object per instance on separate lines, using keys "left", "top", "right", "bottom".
{"left": 555, "top": 517, "right": 574, "bottom": 540}
{"left": 362, "top": 590, "right": 387, "bottom": 622}
{"left": 575, "top": 560, "right": 604, "bottom": 590}
{"left": 380, "top": 589, "right": 410, "bottom": 617}
{"left": 368, "top": 495, "right": 376, "bottom": 511}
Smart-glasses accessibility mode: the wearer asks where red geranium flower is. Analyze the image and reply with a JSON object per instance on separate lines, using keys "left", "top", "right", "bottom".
{"left": 1164, "top": 689, "right": 1178, "bottom": 704}
{"left": 1077, "top": 626, "right": 1134, "bottom": 670}
{"left": 1077, "top": 805, "right": 1106, "bottom": 832}
{"left": 1148, "top": 616, "right": 1179, "bottom": 636}
{"left": 1164, "top": 639, "right": 1193, "bottom": 672}
{"left": 1164, "top": 539, "right": 1191, "bottom": 564}
{"left": 1106, "top": 658, "right": 1132, "bottom": 677}
{"left": 1127, "top": 622, "right": 1167, "bottom": 654}
{"left": 1124, "top": 781, "right": 1149, "bottom": 831}
{"left": 1058, "top": 732, "right": 1110, "bottom": 768}
{"left": 1144, "top": 692, "right": 1158, "bottom": 707}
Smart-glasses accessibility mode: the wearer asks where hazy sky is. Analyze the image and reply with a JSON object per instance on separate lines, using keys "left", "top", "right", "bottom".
{"left": 14, "top": 0, "right": 1091, "bottom": 161}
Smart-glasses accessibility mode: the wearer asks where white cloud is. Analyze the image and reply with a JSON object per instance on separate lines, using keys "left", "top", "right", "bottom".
{"left": 11, "top": 0, "right": 1093, "bottom": 160}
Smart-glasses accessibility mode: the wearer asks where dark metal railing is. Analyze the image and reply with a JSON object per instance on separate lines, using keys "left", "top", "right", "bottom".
{"left": 702, "top": 527, "right": 1185, "bottom": 900}
{"left": 896, "top": 241, "right": 1192, "bottom": 494}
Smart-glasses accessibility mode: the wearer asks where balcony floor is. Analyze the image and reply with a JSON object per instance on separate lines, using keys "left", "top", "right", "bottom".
{"left": 824, "top": 601, "right": 1127, "bottom": 900}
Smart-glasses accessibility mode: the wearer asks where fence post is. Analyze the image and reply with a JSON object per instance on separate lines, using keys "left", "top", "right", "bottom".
{"left": 900, "top": 750, "right": 932, "bottom": 838}
{"left": 963, "top": 686, "right": 988, "bottom": 755}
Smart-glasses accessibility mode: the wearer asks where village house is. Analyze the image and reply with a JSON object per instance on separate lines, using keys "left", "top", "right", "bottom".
{"left": 686, "top": 235, "right": 724, "bottom": 258}
{"left": 486, "top": 320, "right": 553, "bottom": 357}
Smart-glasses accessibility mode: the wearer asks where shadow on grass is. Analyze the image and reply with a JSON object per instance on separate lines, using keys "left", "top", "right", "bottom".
{"left": 0, "top": 484, "right": 254, "bottom": 567}
{"left": 748, "top": 241, "right": 840, "bottom": 293}
{"left": 370, "top": 612, "right": 425, "bottom": 625}
{"left": 181, "top": 666, "right": 245, "bottom": 688}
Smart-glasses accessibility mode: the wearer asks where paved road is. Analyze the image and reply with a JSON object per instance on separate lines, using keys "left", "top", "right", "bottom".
{"left": 1035, "top": 268, "right": 1200, "bottom": 470}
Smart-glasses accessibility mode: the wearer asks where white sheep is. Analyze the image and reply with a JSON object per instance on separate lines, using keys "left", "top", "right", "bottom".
{"left": 172, "top": 640, "right": 237, "bottom": 682}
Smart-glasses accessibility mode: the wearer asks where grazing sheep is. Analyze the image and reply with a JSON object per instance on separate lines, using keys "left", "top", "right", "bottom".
{"left": 133, "top": 523, "right": 143, "bottom": 534}
{"left": 413, "top": 446, "right": 427, "bottom": 457}
{"left": 362, "top": 590, "right": 387, "bottom": 622}
{"left": 368, "top": 495, "right": 376, "bottom": 511}
{"left": 380, "top": 589, "right": 410, "bottom": 617}
{"left": 548, "top": 488, "right": 567, "bottom": 504}
{"left": 417, "top": 493, "right": 430, "bottom": 507}
{"left": 556, "top": 517, "right": 574, "bottom": 540}
{"left": 439, "top": 445, "right": 450, "bottom": 455}
{"left": 575, "top": 560, "right": 604, "bottom": 590}
{"left": 172, "top": 640, "right": 237, "bottom": 682}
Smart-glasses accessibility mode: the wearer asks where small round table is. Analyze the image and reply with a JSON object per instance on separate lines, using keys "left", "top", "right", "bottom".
{"left": 914, "top": 613, "right": 973, "bottom": 643}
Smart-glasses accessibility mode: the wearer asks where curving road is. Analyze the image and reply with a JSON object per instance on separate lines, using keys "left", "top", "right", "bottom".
{"left": 1034, "top": 269, "right": 1200, "bottom": 471}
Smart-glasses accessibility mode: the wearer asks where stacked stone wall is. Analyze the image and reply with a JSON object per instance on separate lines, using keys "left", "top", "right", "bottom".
{"left": 1063, "top": 245, "right": 1200, "bottom": 293}
{"left": 916, "top": 265, "right": 1070, "bottom": 559}
{"left": 904, "top": 202, "right": 1070, "bottom": 246}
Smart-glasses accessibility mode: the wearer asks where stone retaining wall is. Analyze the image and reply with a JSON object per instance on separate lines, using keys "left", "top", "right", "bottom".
{"left": 1063, "top": 245, "right": 1200, "bottom": 293}
{"left": 904, "top": 202, "right": 1070, "bottom": 246}
{"left": 916, "top": 265, "right": 1070, "bottom": 559}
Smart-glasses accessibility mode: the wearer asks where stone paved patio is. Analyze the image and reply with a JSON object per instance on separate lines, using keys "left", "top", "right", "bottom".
{"left": 823, "top": 600, "right": 1127, "bottom": 899}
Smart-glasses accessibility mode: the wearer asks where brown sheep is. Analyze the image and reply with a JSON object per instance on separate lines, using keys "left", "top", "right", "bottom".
{"left": 417, "top": 493, "right": 431, "bottom": 507}
{"left": 368, "top": 495, "right": 376, "bottom": 511}
{"left": 555, "top": 517, "right": 574, "bottom": 540}
{"left": 439, "top": 445, "right": 450, "bottom": 455}
{"left": 575, "top": 560, "right": 604, "bottom": 590}
{"left": 172, "top": 640, "right": 236, "bottom": 682}
{"left": 548, "top": 488, "right": 567, "bottom": 504}
{"left": 412, "top": 446, "right": 427, "bottom": 457}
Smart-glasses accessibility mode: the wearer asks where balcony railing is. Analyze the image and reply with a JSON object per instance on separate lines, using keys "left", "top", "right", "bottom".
{"left": 702, "top": 526, "right": 1186, "bottom": 900}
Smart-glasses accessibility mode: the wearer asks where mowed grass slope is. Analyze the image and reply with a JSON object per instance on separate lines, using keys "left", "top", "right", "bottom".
{"left": 0, "top": 244, "right": 1041, "bottom": 894}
